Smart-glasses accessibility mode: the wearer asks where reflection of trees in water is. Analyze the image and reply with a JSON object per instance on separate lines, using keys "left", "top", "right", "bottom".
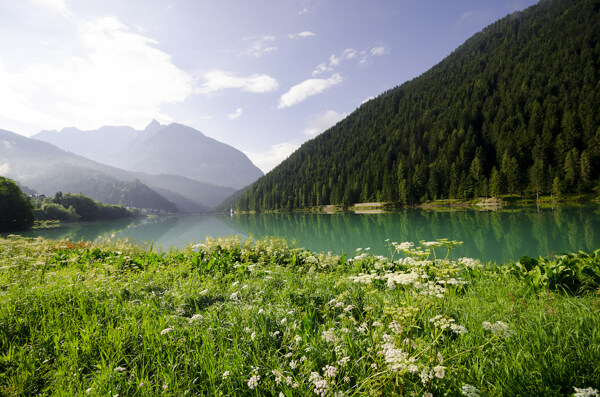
{"left": 17, "top": 218, "right": 137, "bottom": 242}
{"left": 225, "top": 206, "right": 600, "bottom": 264}
{"left": 16, "top": 206, "right": 599, "bottom": 264}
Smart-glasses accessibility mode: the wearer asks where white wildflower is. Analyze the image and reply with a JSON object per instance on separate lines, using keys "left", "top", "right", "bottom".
{"left": 389, "top": 321, "right": 403, "bottom": 335}
{"left": 429, "top": 315, "right": 454, "bottom": 330}
{"left": 482, "top": 321, "right": 516, "bottom": 339}
{"left": 420, "top": 367, "right": 432, "bottom": 385}
{"left": 380, "top": 338, "right": 418, "bottom": 373}
{"left": 450, "top": 323, "right": 469, "bottom": 335}
{"left": 248, "top": 374, "right": 260, "bottom": 390}
{"left": 222, "top": 371, "right": 230, "bottom": 380}
{"left": 337, "top": 356, "right": 350, "bottom": 366}
{"left": 396, "top": 242, "right": 413, "bottom": 251}
{"left": 461, "top": 384, "right": 480, "bottom": 397}
{"left": 433, "top": 365, "right": 445, "bottom": 379}
{"left": 323, "top": 365, "right": 338, "bottom": 378}
{"left": 189, "top": 314, "right": 203, "bottom": 323}
{"left": 573, "top": 387, "right": 600, "bottom": 397}
{"left": 272, "top": 369, "right": 283, "bottom": 384}
{"left": 160, "top": 327, "right": 173, "bottom": 335}
{"left": 321, "top": 328, "right": 340, "bottom": 344}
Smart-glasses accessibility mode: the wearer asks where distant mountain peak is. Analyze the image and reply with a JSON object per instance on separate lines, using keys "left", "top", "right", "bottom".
{"left": 144, "top": 119, "right": 164, "bottom": 134}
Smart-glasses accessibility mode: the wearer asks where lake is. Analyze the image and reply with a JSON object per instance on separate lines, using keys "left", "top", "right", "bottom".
{"left": 13, "top": 204, "right": 600, "bottom": 264}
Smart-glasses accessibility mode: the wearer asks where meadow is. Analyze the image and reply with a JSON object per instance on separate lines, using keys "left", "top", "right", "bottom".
{"left": 0, "top": 235, "right": 599, "bottom": 396}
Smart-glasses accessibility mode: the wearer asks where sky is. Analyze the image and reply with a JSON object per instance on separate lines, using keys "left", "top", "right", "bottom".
{"left": 0, "top": 0, "right": 538, "bottom": 173}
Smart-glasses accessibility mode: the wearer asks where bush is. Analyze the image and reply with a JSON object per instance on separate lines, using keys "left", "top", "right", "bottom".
{"left": 38, "top": 202, "right": 80, "bottom": 222}
{"left": 0, "top": 176, "right": 34, "bottom": 231}
{"left": 508, "top": 250, "right": 600, "bottom": 294}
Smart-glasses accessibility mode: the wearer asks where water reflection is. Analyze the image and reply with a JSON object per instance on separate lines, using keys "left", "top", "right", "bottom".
{"left": 221, "top": 205, "right": 600, "bottom": 263}
{"left": 11, "top": 205, "right": 600, "bottom": 264}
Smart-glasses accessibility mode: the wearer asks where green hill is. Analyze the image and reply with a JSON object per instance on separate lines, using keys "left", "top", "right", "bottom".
{"left": 236, "top": 0, "right": 600, "bottom": 211}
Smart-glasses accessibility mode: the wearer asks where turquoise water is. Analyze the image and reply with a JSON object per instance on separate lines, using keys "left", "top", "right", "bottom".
{"left": 14, "top": 204, "right": 600, "bottom": 264}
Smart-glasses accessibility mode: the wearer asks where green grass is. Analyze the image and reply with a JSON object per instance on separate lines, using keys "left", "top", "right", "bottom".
{"left": 0, "top": 235, "right": 599, "bottom": 396}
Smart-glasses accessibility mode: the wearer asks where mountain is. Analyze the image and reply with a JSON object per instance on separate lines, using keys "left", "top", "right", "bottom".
{"left": 34, "top": 121, "right": 264, "bottom": 190}
{"left": 235, "top": 0, "right": 600, "bottom": 211}
{"left": 0, "top": 129, "right": 238, "bottom": 212}
{"left": 0, "top": 129, "right": 178, "bottom": 212}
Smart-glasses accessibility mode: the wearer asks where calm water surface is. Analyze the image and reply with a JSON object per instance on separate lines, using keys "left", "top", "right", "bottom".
{"left": 15, "top": 204, "right": 600, "bottom": 264}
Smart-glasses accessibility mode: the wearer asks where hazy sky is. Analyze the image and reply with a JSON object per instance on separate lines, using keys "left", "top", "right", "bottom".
{"left": 0, "top": 0, "right": 538, "bottom": 172}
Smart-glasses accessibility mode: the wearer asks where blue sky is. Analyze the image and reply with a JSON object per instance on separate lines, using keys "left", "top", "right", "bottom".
{"left": 0, "top": 0, "right": 538, "bottom": 172}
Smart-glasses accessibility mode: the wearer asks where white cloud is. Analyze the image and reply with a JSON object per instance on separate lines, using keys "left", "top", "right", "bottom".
{"left": 329, "top": 48, "right": 357, "bottom": 66}
{"left": 288, "top": 31, "right": 316, "bottom": 39}
{"left": 28, "top": 0, "right": 73, "bottom": 18}
{"left": 304, "top": 110, "right": 347, "bottom": 137}
{"left": 196, "top": 70, "right": 279, "bottom": 94}
{"left": 0, "top": 16, "right": 195, "bottom": 132}
{"left": 313, "top": 46, "right": 384, "bottom": 75}
{"left": 278, "top": 73, "right": 343, "bottom": 109}
{"left": 312, "top": 62, "right": 333, "bottom": 76}
{"left": 361, "top": 96, "right": 375, "bottom": 105}
{"left": 227, "top": 107, "right": 243, "bottom": 120}
{"left": 370, "top": 46, "right": 388, "bottom": 56}
{"left": 241, "top": 35, "right": 277, "bottom": 58}
{"left": 0, "top": 162, "right": 10, "bottom": 174}
{"left": 244, "top": 142, "right": 299, "bottom": 173}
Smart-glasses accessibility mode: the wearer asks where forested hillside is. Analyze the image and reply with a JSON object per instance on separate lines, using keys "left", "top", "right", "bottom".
{"left": 236, "top": 0, "right": 600, "bottom": 211}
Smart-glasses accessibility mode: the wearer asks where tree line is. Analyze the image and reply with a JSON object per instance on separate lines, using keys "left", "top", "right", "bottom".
{"left": 0, "top": 176, "right": 139, "bottom": 232}
{"left": 235, "top": 0, "right": 600, "bottom": 211}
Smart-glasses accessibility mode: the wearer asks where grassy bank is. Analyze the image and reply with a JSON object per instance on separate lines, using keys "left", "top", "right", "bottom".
{"left": 0, "top": 236, "right": 599, "bottom": 396}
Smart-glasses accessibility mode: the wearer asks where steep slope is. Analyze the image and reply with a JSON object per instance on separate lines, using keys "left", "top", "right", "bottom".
{"left": 236, "top": 0, "right": 600, "bottom": 211}
{"left": 34, "top": 121, "right": 264, "bottom": 190}
{"left": 123, "top": 123, "right": 263, "bottom": 189}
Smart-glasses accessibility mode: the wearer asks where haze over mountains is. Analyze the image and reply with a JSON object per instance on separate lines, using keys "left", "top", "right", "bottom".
{"left": 1, "top": 121, "right": 264, "bottom": 212}
{"left": 35, "top": 121, "right": 263, "bottom": 190}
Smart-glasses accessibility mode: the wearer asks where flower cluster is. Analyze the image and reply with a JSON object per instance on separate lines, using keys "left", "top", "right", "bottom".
{"left": 461, "top": 384, "right": 480, "bottom": 397}
{"left": 430, "top": 315, "right": 468, "bottom": 335}
{"left": 482, "top": 321, "right": 516, "bottom": 339}
{"left": 573, "top": 387, "right": 600, "bottom": 397}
